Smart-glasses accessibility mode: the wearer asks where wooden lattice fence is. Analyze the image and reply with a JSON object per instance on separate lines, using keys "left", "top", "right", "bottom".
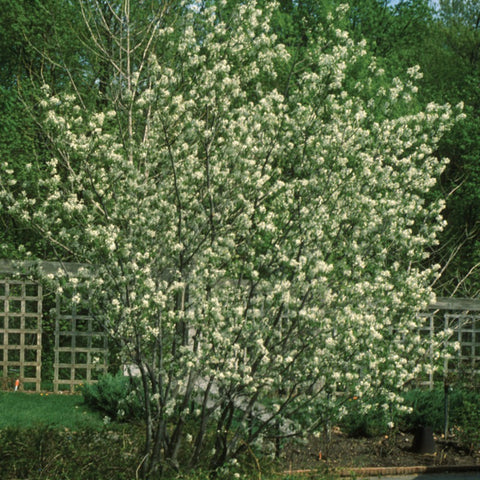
{"left": 54, "top": 294, "right": 108, "bottom": 393}
{"left": 0, "top": 278, "right": 43, "bottom": 391}
{"left": 0, "top": 260, "right": 108, "bottom": 392}
{"left": 420, "top": 298, "right": 480, "bottom": 389}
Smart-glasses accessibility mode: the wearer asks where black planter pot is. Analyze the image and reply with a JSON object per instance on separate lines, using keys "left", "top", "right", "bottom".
{"left": 411, "top": 426, "right": 436, "bottom": 454}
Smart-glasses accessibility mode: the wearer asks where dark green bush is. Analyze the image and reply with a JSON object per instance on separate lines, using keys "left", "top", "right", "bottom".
{"left": 399, "top": 385, "right": 480, "bottom": 435}
{"left": 0, "top": 425, "right": 142, "bottom": 479}
{"left": 339, "top": 386, "right": 480, "bottom": 439}
{"left": 340, "top": 411, "right": 389, "bottom": 437}
{"left": 81, "top": 372, "right": 144, "bottom": 421}
{"left": 400, "top": 387, "right": 445, "bottom": 431}
{"left": 339, "top": 399, "right": 392, "bottom": 437}
{"left": 456, "top": 397, "right": 480, "bottom": 452}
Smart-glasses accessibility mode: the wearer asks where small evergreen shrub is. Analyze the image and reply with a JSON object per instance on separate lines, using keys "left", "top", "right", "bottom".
{"left": 339, "top": 399, "right": 392, "bottom": 437}
{"left": 81, "top": 372, "right": 144, "bottom": 421}
{"left": 340, "top": 386, "right": 480, "bottom": 439}
{"left": 400, "top": 387, "right": 445, "bottom": 431}
{"left": 399, "top": 385, "right": 480, "bottom": 438}
{"left": 456, "top": 397, "right": 480, "bottom": 452}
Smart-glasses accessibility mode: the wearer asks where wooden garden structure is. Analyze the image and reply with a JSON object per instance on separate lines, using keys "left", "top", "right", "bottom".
{"left": 420, "top": 297, "right": 480, "bottom": 388}
{"left": 0, "top": 278, "right": 42, "bottom": 391}
{"left": 0, "top": 260, "right": 108, "bottom": 392}
{"left": 2, "top": 259, "right": 480, "bottom": 392}
{"left": 54, "top": 294, "right": 108, "bottom": 393}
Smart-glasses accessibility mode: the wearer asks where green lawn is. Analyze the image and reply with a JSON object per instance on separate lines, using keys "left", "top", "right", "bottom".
{"left": 0, "top": 392, "right": 104, "bottom": 429}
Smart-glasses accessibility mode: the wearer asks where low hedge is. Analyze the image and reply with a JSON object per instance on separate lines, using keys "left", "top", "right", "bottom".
{"left": 0, "top": 425, "right": 142, "bottom": 479}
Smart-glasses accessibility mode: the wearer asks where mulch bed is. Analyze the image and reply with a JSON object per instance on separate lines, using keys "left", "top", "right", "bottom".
{"left": 281, "top": 427, "right": 480, "bottom": 477}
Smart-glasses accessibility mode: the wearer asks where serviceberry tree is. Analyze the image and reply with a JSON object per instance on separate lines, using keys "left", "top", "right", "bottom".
{"left": 0, "top": 1, "right": 461, "bottom": 477}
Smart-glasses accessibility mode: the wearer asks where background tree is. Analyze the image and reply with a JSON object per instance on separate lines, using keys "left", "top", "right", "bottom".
{"left": 426, "top": 0, "right": 480, "bottom": 295}
{"left": 0, "top": 0, "right": 89, "bottom": 258}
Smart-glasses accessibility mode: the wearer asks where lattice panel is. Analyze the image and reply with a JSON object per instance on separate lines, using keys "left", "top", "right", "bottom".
{"left": 416, "top": 312, "right": 445, "bottom": 389}
{"left": 445, "top": 313, "right": 480, "bottom": 376}
{"left": 54, "top": 295, "right": 108, "bottom": 393}
{"left": 0, "top": 279, "right": 42, "bottom": 391}
{"left": 417, "top": 310, "right": 480, "bottom": 388}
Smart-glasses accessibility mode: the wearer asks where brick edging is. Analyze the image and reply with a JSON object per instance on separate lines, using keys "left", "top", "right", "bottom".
{"left": 337, "top": 464, "right": 480, "bottom": 477}
{"left": 281, "top": 464, "right": 480, "bottom": 477}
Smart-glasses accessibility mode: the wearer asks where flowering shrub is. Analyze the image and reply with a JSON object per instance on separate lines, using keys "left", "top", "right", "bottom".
{"left": 0, "top": 0, "right": 461, "bottom": 477}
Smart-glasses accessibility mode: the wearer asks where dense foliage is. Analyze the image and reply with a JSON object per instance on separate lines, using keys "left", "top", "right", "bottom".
{"left": 1, "top": 2, "right": 479, "bottom": 288}
{"left": 0, "top": 425, "right": 141, "bottom": 480}
{"left": 341, "top": 384, "right": 480, "bottom": 452}
{"left": 82, "top": 372, "right": 144, "bottom": 421}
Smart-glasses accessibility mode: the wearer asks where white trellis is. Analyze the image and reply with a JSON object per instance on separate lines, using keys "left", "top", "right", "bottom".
{"left": 420, "top": 297, "right": 480, "bottom": 389}
{"left": 0, "top": 278, "right": 42, "bottom": 391}
{"left": 0, "top": 260, "right": 107, "bottom": 392}
{"left": 53, "top": 293, "right": 108, "bottom": 393}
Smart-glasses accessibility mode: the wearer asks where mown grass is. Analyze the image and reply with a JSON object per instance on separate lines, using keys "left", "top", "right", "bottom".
{"left": 0, "top": 391, "right": 104, "bottom": 429}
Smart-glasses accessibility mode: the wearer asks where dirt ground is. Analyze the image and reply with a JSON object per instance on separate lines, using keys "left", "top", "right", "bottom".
{"left": 282, "top": 427, "right": 480, "bottom": 472}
